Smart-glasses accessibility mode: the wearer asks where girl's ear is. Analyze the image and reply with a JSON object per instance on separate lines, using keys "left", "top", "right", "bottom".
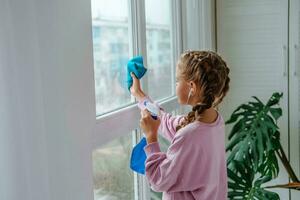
{"left": 189, "top": 81, "right": 197, "bottom": 94}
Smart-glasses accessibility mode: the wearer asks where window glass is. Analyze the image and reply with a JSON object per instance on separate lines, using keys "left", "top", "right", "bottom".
{"left": 92, "top": 133, "right": 134, "bottom": 199}
{"left": 91, "top": 0, "right": 131, "bottom": 116}
{"left": 145, "top": 0, "right": 173, "bottom": 101}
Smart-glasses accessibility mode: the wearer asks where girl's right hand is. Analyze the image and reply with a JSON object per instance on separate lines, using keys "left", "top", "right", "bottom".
{"left": 130, "top": 72, "right": 146, "bottom": 101}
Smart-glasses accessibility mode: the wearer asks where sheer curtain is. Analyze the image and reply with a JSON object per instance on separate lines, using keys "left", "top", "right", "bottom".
{"left": 0, "top": 0, "right": 95, "bottom": 200}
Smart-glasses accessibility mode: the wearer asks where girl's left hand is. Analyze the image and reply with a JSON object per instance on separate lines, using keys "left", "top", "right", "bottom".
{"left": 140, "top": 110, "right": 161, "bottom": 143}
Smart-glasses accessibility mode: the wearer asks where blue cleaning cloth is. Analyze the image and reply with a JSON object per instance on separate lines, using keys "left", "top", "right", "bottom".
{"left": 130, "top": 137, "right": 147, "bottom": 175}
{"left": 126, "top": 56, "right": 147, "bottom": 91}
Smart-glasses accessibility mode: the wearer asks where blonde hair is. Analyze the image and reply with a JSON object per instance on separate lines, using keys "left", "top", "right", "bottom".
{"left": 176, "top": 50, "right": 230, "bottom": 132}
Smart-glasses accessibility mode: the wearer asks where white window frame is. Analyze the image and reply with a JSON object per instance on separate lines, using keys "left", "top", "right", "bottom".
{"left": 91, "top": 0, "right": 184, "bottom": 199}
{"left": 92, "top": 0, "right": 183, "bottom": 148}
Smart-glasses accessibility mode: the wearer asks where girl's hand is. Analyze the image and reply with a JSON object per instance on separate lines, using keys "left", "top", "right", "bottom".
{"left": 130, "top": 72, "right": 146, "bottom": 101}
{"left": 140, "top": 109, "right": 161, "bottom": 143}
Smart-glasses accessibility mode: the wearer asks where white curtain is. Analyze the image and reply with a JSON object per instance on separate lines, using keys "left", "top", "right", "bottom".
{"left": 0, "top": 0, "right": 95, "bottom": 200}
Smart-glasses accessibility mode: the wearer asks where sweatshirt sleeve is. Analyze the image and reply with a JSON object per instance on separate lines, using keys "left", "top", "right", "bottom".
{"left": 137, "top": 95, "right": 185, "bottom": 142}
{"left": 143, "top": 134, "right": 200, "bottom": 192}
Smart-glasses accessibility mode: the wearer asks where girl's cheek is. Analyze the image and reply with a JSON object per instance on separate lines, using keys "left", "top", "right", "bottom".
{"left": 175, "top": 85, "right": 179, "bottom": 98}
{"left": 176, "top": 84, "right": 184, "bottom": 103}
{"left": 175, "top": 84, "right": 181, "bottom": 96}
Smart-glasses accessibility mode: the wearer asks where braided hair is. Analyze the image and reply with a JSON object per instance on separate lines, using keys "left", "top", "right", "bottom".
{"left": 176, "top": 50, "right": 230, "bottom": 132}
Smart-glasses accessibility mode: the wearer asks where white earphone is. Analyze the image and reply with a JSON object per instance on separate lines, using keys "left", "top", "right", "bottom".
{"left": 186, "top": 87, "right": 193, "bottom": 104}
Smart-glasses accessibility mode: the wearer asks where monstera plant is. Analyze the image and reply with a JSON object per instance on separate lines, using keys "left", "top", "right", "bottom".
{"left": 226, "top": 92, "right": 300, "bottom": 200}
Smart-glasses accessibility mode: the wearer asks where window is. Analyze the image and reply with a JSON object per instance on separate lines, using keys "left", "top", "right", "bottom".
{"left": 145, "top": 0, "right": 174, "bottom": 101}
{"left": 91, "top": 0, "right": 183, "bottom": 200}
{"left": 92, "top": 133, "right": 134, "bottom": 200}
{"left": 91, "top": 0, "right": 132, "bottom": 116}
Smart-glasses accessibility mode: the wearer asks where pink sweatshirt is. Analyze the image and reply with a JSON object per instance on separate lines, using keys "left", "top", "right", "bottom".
{"left": 138, "top": 96, "right": 228, "bottom": 200}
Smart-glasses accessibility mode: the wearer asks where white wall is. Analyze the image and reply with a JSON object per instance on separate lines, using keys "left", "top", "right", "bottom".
{"left": 216, "top": 0, "right": 291, "bottom": 199}
{"left": 0, "top": 0, "right": 95, "bottom": 200}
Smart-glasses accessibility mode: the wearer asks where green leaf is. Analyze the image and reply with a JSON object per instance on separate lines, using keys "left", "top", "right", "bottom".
{"left": 270, "top": 130, "right": 280, "bottom": 150}
{"left": 255, "top": 128, "right": 264, "bottom": 166}
{"left": 248, "top": 101, "right": 261, "bottom": 107}
{"left": 226, "top": 111, "right": 244, "bottom": 124}
{"left": 226, "top": 130, "right": 246, "bottom": 151}
{"left": 258, "top": 151, "right": 279, "bottom": 179}
{"left": 252, "top": 96, "right": 264, "bottom": 106}
{"left": 227, "top": 161, "right": 279, "bottom": 200}
{"left": 269, "top": 108, "right": 282, "bottom": 121}
{"left": 266, "top": 92, "right": 283, "bottom": 107}
{"left": 228, "top": 119, "right": 244, "bottom": 139}
{"left": 226, "top": 92, "right": 283, "bottom": 200}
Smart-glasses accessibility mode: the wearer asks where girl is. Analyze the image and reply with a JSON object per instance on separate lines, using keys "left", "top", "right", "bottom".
{"left": 130, "top": 50, "right": 230, "bottom": 200}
